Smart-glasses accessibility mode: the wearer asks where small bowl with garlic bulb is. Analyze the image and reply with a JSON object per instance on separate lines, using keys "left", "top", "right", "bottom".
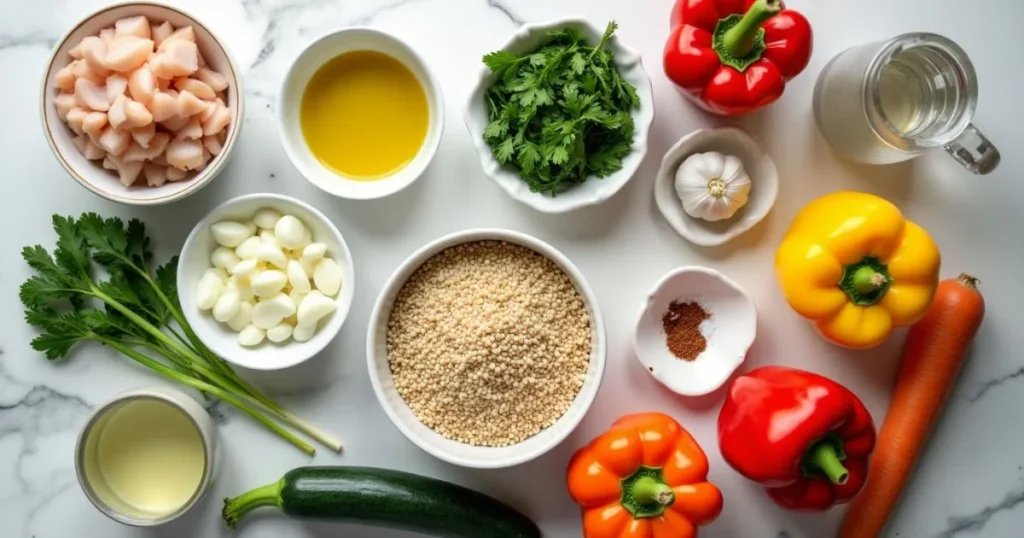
{"left": 654, "top": 127, "right": 778, "bottom": 247}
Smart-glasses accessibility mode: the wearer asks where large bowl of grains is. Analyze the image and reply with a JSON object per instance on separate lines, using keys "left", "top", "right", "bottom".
{"left": 367, "top": 229, "right": 605, "bottom": 468}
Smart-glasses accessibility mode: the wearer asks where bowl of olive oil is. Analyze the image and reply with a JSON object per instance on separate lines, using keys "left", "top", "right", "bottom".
{"left": 278, "top": 28, "right": 444, "bottom": 200}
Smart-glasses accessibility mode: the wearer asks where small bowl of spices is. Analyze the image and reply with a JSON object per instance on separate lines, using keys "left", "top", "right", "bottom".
{"left": 633, "top": 266, "right": 756, "bottom": 396}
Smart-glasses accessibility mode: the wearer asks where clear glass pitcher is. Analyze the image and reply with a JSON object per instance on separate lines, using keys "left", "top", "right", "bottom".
{"left": 813, "top": 33, "right": 1000, "bottom": 174}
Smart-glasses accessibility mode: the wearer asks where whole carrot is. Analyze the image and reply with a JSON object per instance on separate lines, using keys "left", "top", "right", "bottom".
{"left": 839, "top": 274, "right": 985, "bottom": 537}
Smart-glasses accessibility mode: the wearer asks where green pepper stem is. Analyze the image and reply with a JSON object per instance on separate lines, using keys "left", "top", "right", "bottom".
{"left": 808, "top": 442, "right": 849, "bottom": 485}
{"left": 851, "top": 266, "right": 889, "bottom": 294}
{"left": 222, "top": 480, "right": 284, "bottom": 529}
{"left": 631, "top": 476, "right": 675, "bottom": 506}
{"left": 722, "top": 0, "right": 781, "bottom": 58}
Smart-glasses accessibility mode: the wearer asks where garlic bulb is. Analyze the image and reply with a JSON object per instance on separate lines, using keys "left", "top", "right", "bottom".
{"left": 674, "top": 151, "right": 751, "bottom": 222}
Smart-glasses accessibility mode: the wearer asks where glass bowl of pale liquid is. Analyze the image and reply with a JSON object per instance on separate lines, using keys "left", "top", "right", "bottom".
{"left": 75, "top": 387, "right": 219, "bottom": 526}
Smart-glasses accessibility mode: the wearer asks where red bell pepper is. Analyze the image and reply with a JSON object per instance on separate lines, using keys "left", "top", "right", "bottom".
{"left": 717, "top": 366, "right": 876, "bottom": 511}
{"left": 664, "top": 0, "right": 813, "bottom": 116}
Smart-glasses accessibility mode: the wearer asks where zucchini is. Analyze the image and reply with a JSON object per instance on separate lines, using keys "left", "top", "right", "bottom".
{"left": 222, "top": 466, "right": 541, "bottom": 538}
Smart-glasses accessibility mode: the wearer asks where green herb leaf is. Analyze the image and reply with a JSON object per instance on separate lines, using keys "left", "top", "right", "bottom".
{"left": 481, "top": 21, "right": 639, "bottom": 196}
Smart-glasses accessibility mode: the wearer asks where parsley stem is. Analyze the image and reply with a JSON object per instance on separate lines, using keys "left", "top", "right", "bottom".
{"left": 99, "top": 337, "right": 315, "bottom": 455}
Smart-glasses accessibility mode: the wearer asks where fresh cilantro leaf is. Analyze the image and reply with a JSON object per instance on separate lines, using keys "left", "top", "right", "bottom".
{"left": 156, "top": 256, "right": 179, "bottom": 311}
{"left": 482, "top": 50, "right": 521, "bottom": 73}
{"left": 481, "top": 21, "right": 638, "bottom": 195}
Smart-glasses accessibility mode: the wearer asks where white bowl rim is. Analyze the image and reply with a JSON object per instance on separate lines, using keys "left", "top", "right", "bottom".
{"left": 366, "top": 228, "right": 607, "bottom": 468}
{"left": 632, "top": 265, "right": 757, "bottom": 396}
{"left": 463, "top": 17, "right": 655, "bottom": 214}
{"left": 176, "top": 193, "right": 355, "bottom": 371}
{"left": 276, "top": 26, "right": 445, "bottom": 200}
{"left": 654, "top": 126, "right": 779, "bottom": 246}
{"left": 39, "top": 0, "right": 245, "bottom": 206}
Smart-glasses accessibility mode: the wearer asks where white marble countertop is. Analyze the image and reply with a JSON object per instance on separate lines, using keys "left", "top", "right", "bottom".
{"left": 2, "top": 0, "right": 1023, "bottom": 536}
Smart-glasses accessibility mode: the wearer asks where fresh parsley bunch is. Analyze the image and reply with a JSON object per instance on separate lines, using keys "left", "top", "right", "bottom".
{"left": 482, "top": 21, "right": 640, "bottom": 196}
{"left": 20, "top": 214, "right": 341, "bottom": 455}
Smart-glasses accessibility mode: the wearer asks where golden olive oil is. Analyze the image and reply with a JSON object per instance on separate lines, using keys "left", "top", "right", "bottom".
{"left": 300, "top": 50, "right": 428, "bottom": 179}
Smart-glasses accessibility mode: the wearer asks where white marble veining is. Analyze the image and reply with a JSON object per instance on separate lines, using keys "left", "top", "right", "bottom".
{"left": 2, "top": 0, "right": 1023, "bottom": 536}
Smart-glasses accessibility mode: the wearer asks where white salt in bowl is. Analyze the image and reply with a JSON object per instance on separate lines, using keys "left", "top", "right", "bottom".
{"left": 367, "top": 229, "right": 606, "bottom": 468}
{"left": 41, "top": 1, "right": 243, "bottom": 206}
{"left": 633, "top": 266, "right": 756, "bottom": 396}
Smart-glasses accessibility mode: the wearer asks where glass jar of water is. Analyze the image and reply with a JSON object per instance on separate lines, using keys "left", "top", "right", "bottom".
{"left": 813, "top": 33, "right": 999, "bottom": 174}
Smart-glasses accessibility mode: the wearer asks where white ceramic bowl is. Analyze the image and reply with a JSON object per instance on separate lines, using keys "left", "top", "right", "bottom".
{"left": 464, "top": 19, "right": 654, "bottom": 214}
{"left": 41, "top": 1, "right": 244, "bottom": 206}
{"left": 367, "top": 229, "right": 606, "bottom": 468}
{"left": 178, "top": 194, "right": 355, "bottom": 371}
{"left": 278, "top": 28, "right": 444, "bottom": 200}
{"left": 654, "top": 127, "right": 778, "bottom": 246}
{"left": 633, "top": 266, "right": 756, "bottom": 396}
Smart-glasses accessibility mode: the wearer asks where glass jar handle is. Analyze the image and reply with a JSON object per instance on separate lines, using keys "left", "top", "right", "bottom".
{"left": 945, "top": 123, "right": 1000, "bottom": 174}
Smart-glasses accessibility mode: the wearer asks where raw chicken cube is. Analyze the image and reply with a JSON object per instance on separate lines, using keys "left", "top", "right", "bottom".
{"left": 66, "top": 107, "right": 88, "bottom": 134}
{"left": 131, "top": 122, "right": 156, "bottom": 147}
{"left": 166, "top": 165, "right": 187, "bottom": 181}
{"left": 106, "top": 74, "right": 128, "bottom": 103}
{"left": 202, "top": 102, "right": 230, "bottom": 136}
{"left": 128, "top": 67, "right": 156, "bottom": 103}
{"left": 70, "top": 59, "right": 106, "bottom": 85}
{"left": 147, "top": 91, "right": 177, "bottom": 122}
{"left": 123, "top": 98, "right": 153, "bottom": 128}
{"left": 118, "top": 159, "right": 145, "bottom": 186}
{"left": 105, "top": 36, "right": 154, "bottom": 73}
{"left": 74, "top": 78, "right": 109, "bottom": 112}
{"left": 166, "top": 138, "right": 204, "bottom": 170}
{"left": 177, "top": 89, "right": 207, "bottom": 116}
{"left": 54, "top": 63, "right": 77, "bottom": 92}
{"left": 194, "top": 67, "right": 228, "bottom": 92}
{"left": 203, "top": 135, "right": 222, "bottom": 156}
{"left": 158, "top": 25, "right": 195, "bottom": 50}
{"left": 156, "top": 40, "right": 198, "bottom": 77}
{"left": 82, "top": 111, "right": 108, "bottom": 138}
{"left": 152, "top": 21, "right": 173, "bottom": 48}
{"left": 107, "top": 94, "right": 128, "bottom": 129}
{"left": 54, "top": 92, "right": 78, "bottom": 120}
{"left": 97, "top": 126, "right": 131, "bottom": 156}
{"left": 68, "top": 40, "right": 86, "bottom": 60}
{"left": 124, "top": 132, "right": 170, "bottom": 161}
{"left": 115, "top": 16, "right": 151, "bottom": 39}
{"left": 175, "top": 115, "right": 203, "bottom": 140}
{"left": 80, "top": 36, "right": 109, "bottom": 73}
{"left": 160, "top": 114, "right": 189, "bottom": 131}
{"left": 99, "top": 27, "right": 115, "bottom": 43}
{"left": 144, "top": 163, "right": 168, "bottom": 187}
{"left": 174, "top": 77, "right": 215, "bottom": 100}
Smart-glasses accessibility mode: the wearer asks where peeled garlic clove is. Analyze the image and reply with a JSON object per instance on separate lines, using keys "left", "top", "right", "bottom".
{"left": 251, "top": 270, "right": 287, "bottom": 298}
{"left": 235, "top": 236, "right": 261, "bottom": 260}
{"left": 268, "top": 292, "right": 297, "bottom": 317}
{"left": 253, "top": 208, "right": 282, "bottom": 229}
{"left": 266, "top": 323, "right": 294, "bottom": 344}
{"left": 211, "top": 246, "right": 241, "bottom": 271}
{"left": 274, "top": 215, "right": 307, "bottom": 250}
{"left": 231, "top": 274, "right": 255, "bottom": 302}
{"left": 252, "top": 298, "right": 291, "bottom": 330}
{"left": 302, "top": 242, "right": 327, "bottom": 261}
{"left": 257, "top": 243, "right": 288, "bottom": 269}
{"left": 211, "top": 221, "right": 252, "bottom": 247}
{"left": 195, "top": 270, "right": 224, "bottom": 310}
{"left": 226, "top": 300, "right": 253, "bottom": 332}
{"left": 259, "top": 230, "right": 277, "bottom": 245}
{"left": 238, "top": 325, "right": 266, "bottom": 347}
{"left": 313, "top": 258, "right": 342, "bottom": 297}
{"left": 231, "top": 258, "right": 258, "bottom": 277}
{"left": 213, "top": 289, "right": 240, "bottom": 323}
{"left": 287, "top": 260, "right": 311, "bottom": 294}
{"left": 293, "top": 323, "right": 316, "bottom": 343}
{"left": 297, "top": 290, "right": 336, "bottom": 327}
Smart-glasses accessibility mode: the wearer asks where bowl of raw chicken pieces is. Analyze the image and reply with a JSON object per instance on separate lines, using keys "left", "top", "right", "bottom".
{"left": 41, "top": 2, "right": 243, "bottom": 206}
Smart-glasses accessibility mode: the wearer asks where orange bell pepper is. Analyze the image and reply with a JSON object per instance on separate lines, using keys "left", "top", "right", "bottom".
{"left": 566, "top": 413, "right": 723, "bottom": 538}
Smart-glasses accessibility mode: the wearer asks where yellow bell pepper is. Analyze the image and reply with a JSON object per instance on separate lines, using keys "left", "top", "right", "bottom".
{"left": 775, "top": 192, "right": 941, "bottom": 349}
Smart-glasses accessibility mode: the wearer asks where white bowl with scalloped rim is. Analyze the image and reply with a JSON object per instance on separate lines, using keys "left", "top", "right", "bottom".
{"left": 655, "top": 128, "right": 778, "bottom": 246}
{"left": 464, "top": 19, "right": 654, "bottom": 214}
{"left": 633, "top": 266, "right": 756, "bottom": 396}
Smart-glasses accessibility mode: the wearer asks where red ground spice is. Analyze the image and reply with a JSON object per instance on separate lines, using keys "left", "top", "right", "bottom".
{"left": 661, "top": 300, "right": 711, "bottom": 361}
